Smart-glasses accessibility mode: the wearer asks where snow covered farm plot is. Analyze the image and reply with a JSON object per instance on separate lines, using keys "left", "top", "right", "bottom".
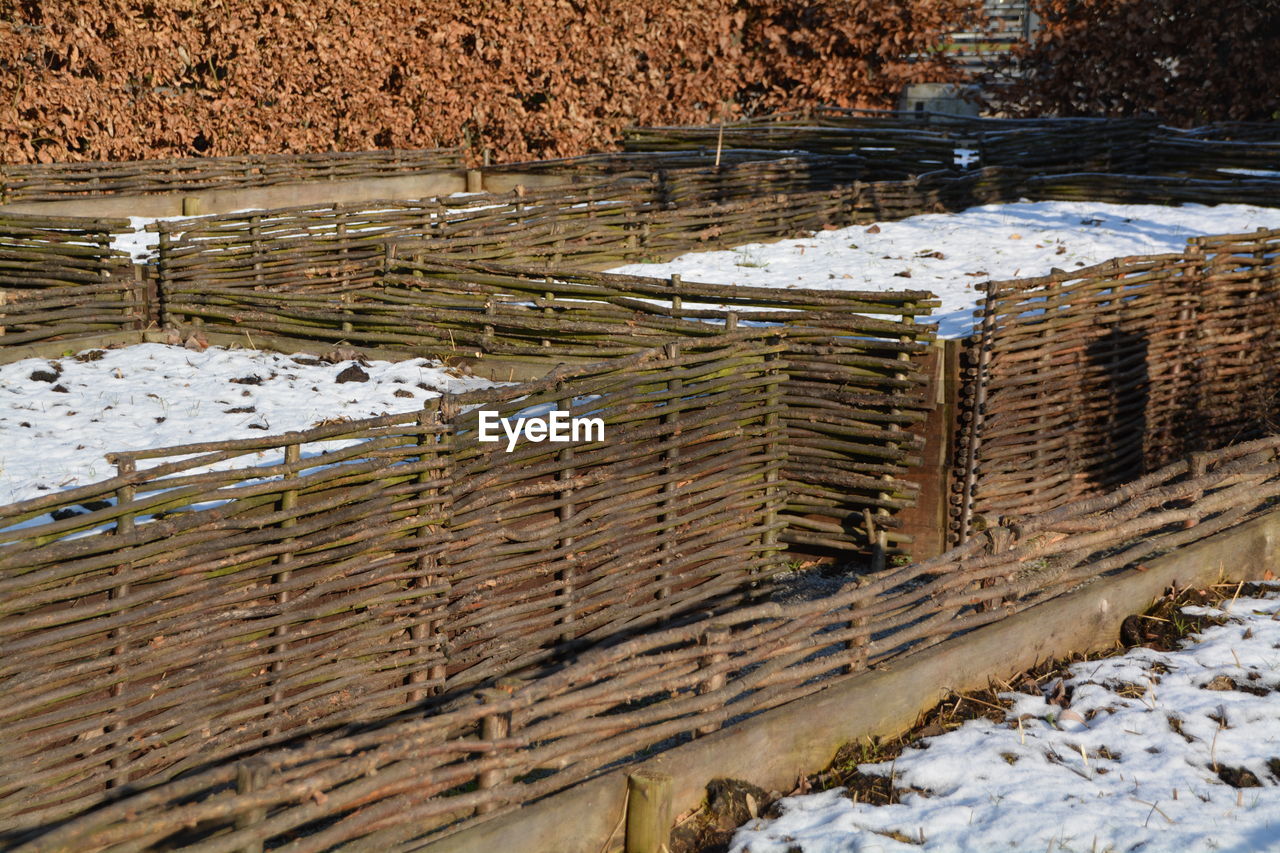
{"left": 0, "top": 344, "right": 495, "bottom": 506}
{"left": 731, "top": 585, "right": 1280, "bottom": 853}
{"left": 607, "top": 200, "right": 1280, "bottom": 338}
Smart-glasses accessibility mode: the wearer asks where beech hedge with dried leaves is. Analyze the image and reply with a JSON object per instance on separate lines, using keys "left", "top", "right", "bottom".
{"left": 996, "top": 0, "right": 1280, "bottom": 126}
{"left": 0, "top": 0, "right": 979, "bottom": 164}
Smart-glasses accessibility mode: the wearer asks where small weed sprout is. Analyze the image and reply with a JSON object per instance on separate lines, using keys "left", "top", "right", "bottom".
{"left": 733, "top": 247, "right": 769, "bottom": 268}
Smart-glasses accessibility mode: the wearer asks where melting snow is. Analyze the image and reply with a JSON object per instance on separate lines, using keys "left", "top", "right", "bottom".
{"left": 608, "top": 201, "right": 1280, "bottom": 338}
{"left": 0, "top": 343, "right": 495, "bottom": 506}
{"left": 732, "top": 586, "right": 1280, "bottom": 852}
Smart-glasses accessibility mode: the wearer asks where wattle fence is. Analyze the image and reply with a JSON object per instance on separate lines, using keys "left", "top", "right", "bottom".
{"left": 1, "top": 114, "right": 1280, "bottom": 851}
{"left": 0, "top": 331, "right": 788, "bottom": 836}
{"left": 622, "top": 113, "right": 1157, "bottom": 177}
{"left": 0, "top": 148, "right": 465, "bottom": 204}
{"left": 0, "top": 214, "right": 141, "bottom": 345}
{"left": 954, "top": 226, "right": 1280, "bottom": 540}
{"left": 15, "top": 435, "right": 1280, "bottom": 852}
{"left": 166, "top": 252, "right": 938, "bottom": 555}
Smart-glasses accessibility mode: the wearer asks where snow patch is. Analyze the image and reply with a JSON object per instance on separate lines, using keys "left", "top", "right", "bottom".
{"left": 608, "top": 201, "right": 1280, "bottom": 338}
{"left": 732, "top": 587, "right": 1280, "bottom": 852}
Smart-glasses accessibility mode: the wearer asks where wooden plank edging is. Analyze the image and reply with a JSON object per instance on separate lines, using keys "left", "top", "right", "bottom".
{"left": 418, "top": 508, "right": 1280, "bottom": 853}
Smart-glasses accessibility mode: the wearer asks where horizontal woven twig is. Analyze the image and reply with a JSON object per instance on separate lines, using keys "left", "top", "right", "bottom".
{"left": 15, "top": 435, "right": 1280, "bottom": 853}
{"left": 0, "top": 149, "right": 465, "bottom": 204}
{"left": 0, "top": 330, "right": 790, "bottom": 833}
{"left": 954, "top": 226, "right": 1280, "bottom": 540}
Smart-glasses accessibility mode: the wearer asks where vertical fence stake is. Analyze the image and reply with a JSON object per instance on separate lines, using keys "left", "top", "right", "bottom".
{"left": 873, "top": 303, "right": 913, "bottom": 562}
{"left": 695, "top": 623, "right": 730, "bottom": 737}
{"left": 756, "top": 341, "right": 784, "bottom": 598}
{"left": 383, "top": 241, "right": 397, "bottom": 279}
{"left": 475, "top": 687, "right": 511, "bottom": 815}
{"left": 959, "top": 285, "right": 998, "bottom": 543}
{"left": 846, "top": 599, "right": 870, "bottom": 675}
{"left": 657, "top": 342, "right": 682, "bottom": 601}
{"left": 250, "top": 214, "right": 264, "bottom": 290}
{"left": 409, "top": 399, "right": 450, "bottom": 703}
{"left": 556, "top": 383, "right": 577, "bottom": 642}
{"left": 335, "top": 217, "right": 350, "bottom": 292}
{"left": 107, "top": 456, "right": 136, "bottom": 789}
{"left": 156, "top": 227, "right": 178, "bottom": 326}
{"left": 267, "top": 442, "right": 299, "bottom": 737}
{"left": 130, "top": 261, "right": 147, "bottom": 331}
{"left": 625, "top": 771, "right": 673, "bottom": 853}
{"left": 542, "top": 276, "right": 554, "bottom": 348}
{"left": 235, "top": 758, "right": 271, "bottom": 853}
{"left": 1171, "top": 242, "right": 1201, "bottom": 455}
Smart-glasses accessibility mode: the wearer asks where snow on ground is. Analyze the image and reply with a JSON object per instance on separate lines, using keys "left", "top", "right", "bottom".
{"left": 732, "top": 585, "right": 1280, "bottom": 853}
{"left": 111, "top": 215, "right": 193, "bottom": 261}
{"left": 608, "top": 202, "right": 1280, "bottom": 337}
{"left": 0, "top": 344, "right": 495, "bottom": 506}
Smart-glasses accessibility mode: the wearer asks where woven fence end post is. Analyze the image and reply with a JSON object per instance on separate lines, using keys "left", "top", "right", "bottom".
{"left": 625, "top": 770, "right": 673, "bottom": 853}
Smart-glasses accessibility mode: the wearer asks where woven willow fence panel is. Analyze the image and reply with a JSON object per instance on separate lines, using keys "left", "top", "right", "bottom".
{"left": 148, "top": 166, "right": 1280, "bottom": 311}
{"left": 0, "top": 148, "right": 466, "bottom": 204}
{"left": 147, "top": 161, "right": 940, "bottom": 295}
{"left": 164, "top": 252, "right": 937, "bottom": 553}
{"left": 3, "top": 114, "right": 1275, "bottom": 209}
{"left": 0, "top": 214, "right": 141, "bottom": 345}
{"left": 0, "top": 332, "right": 788, "bottom": 835}
{"left": 955, "top": 227, "right": 1280, "bottom": 539}
{"left": 622, "top": 115, "right": 1156, "bottom": 177}
{"left": 1, "top": 119, "right": 1279, "bottom": 850}
{"left": 15, "top": 436, "right": 1280, "bottom": 852}
{"left": 386, "top": 257, "right": 936, "bottom": 554}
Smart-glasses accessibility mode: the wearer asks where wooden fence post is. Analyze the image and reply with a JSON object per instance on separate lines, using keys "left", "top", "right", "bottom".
{"left": 408, "top": 398, "right": 450, "bottom": 703}
{"left": 657, "top": 341, "right": 683, "bottom": 601}
{"left": 958, "top": 285, "right": 998, "bottom": 543}
{"left": 130, "top": 253, "right": 147, "bottom": 331}
{"left": 760, "top": 341, "right": 783, "bottom": 579}
{"left": 156, "top": 227, "right": 178, "bottom": 327}
{"left": 234, "top": 757, "right": 271, "bottom": 853}
{"left": 542, "top": 276, "right": 554, "bottom": 348}
{"left": 107, "top": 456, "right": 136, "bottom": 789}
{"left": 556, "top": 382, "right": 577, "bottom": 643}
{"left": 625, "top": 771, "right": 673, "bottom": 853}
{"left": 695, "top": 623, "right": 730, "bottom": 737}
{"left": 267, "top": 442, "right": 300, "bottom": 736}
{"left": 336, "top": 216, "right": 350, "bottom": 293}
{"left": 475, "top": 686, "right": 511, "bottom": 815}
{"left": 250, "top": 213, "right": 264, "bottom": 290}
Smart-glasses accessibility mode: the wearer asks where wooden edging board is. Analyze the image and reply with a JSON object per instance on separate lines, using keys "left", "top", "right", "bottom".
{"left": 0, "top": 173, "right": 468, "bottom": 218}
{"left": 0, "top": 331, "right": 151, "bottom": 365}
{"left": 420, "top": 508, "right": 1280, "bottom": 853}
{"left": 0, "top": 169, "right": 589, "bottom": 219}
